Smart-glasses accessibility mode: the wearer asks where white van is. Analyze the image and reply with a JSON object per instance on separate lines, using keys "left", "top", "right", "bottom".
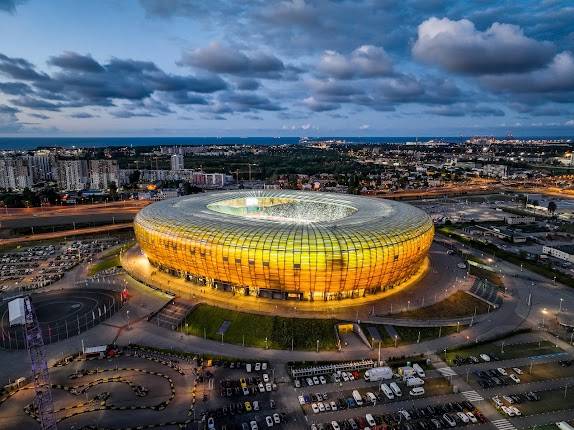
{"left": 409, "top": 387, "right": 425, "bottom": 396}
{"left": 405, "top": 377, "right": 424, "bottom": 387}
{"left": 380, "top": 383, "right": 394, "bottom": 400}
{"left": 413, "top": 363, "right": 426, "bottom": 378}
{"left": 352, "top": 390, "right": 363, "bottom": 406}
{"left": 390, "top": 382, "right": 402, "bottom": 397}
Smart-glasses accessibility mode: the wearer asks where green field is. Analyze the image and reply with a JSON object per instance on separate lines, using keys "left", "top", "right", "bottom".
{"left": 182, "top": 304, "right": 338, "bottom": 350}
{"left": 87, "top": 240, "right": 135, "bottom": 276}
{"left": 390, "top": 291, "right": 491, "bottom": 319}
{"left": 88, "top": 254, "right": 120, "bottom": 276}
{"left": 363, "top": 324, "right": 465, "bottom": 347}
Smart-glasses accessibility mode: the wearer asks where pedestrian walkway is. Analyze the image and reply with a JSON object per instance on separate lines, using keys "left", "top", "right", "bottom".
{"left": 461, "top": 390, "right": 484, "bottom": 402}
{"left": 491, "top": 418, "right": 517, "bottom": 430}
{"left": 150, "top": 300, "right": 195, "bottom": 331}
{"left": 436, "top": 367, "right": 457, "bottom": 377}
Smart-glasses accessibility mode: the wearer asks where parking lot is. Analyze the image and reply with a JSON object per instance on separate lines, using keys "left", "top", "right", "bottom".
{"left": 0, "top": 237, "right": 122, "bottom": 292}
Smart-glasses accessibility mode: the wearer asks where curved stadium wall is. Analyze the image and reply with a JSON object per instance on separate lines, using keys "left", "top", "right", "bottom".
{"left": 133, "top": 190, "right": 434, "bottom": 301}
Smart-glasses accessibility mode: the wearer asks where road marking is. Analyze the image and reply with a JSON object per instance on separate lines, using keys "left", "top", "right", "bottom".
{"left": 437, "top": 367, "right": 457, "bottom": 377}
{"left": 491, "top": 419, "right": 517, "bottom": 430}
{"left": 461, "top": 390, "right": 484, "bottom": 401}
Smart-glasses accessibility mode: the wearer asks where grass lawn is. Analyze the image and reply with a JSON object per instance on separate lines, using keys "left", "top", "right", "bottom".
{"left": 468, "top": 265, "right": 504, "bottom": 287}
{"left": 445, "top": 339, "right": 562, "bottom": 365}
{"left": 182, "top": 304, "right": 338, "bottom": 350}
{"left": 363, "top": 324, "right": 465, "bottom": 348}
{"left": 87, "top": 240, "right": 135, "bottom": 276}
{"left": 88, "top": 254, "right": 120, "bottom": 276}
{"left": 389, "top": 291, "right": 491, "bottom": 319}
{"left": 512, "top": 387, "right": 574, "bottom": 416}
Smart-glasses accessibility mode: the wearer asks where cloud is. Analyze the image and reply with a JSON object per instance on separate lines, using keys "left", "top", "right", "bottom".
{"left": 302, "top": 96, "right": 339, "bottom": 112}
{"left": 480, "top": 51, "right": 574, "bottom": 94}
{"left": 234, "top": 78, "right": 260, "bottom": 91}
{"left": 413, "top": 17, "right": 555, "bottom": 75}
{"left": 0, "top": 51, "right": 228, "bottom": 117}
{"left": 0, "top": 53, "right": 49, "bottom": 81}
{"left": 48, "top": 52, "right": 105, "bottom": 73}
{"left": 426, "top": 103, "right": 505, "bottom": 117}
{"left": 28, "top": 112, "right": 50, "bottom": 120}
{"left": 69, "top": 112, "right": 97, "bottom": 118}
{"left": 0, "top": 0, "right": 26, "bottom": 14}
{"left": 217, "top": 91, "right": 283, "bottom": 112}
{"left": 318, "top": 45, "right": 393, "bottom": 79}
{"left": 0, "top": 104, "right": 21, "bottom": 131}
{"left": 180, "top": 42, "right": 291, "bottom": 79}
{"left": 0, "top": 81, "right": 31, "bottom": 95}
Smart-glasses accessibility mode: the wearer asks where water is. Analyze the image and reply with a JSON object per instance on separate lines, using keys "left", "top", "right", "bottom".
{"left": 0, "top": 136, "right": 462, "bottom": 150}
{"left": 0, "top": 135, "right": 570, "bottom": 150}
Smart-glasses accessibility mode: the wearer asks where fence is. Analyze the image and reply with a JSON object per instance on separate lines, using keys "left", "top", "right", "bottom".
{"left": 0, "top": 290, "right": 124, "bottom": 350}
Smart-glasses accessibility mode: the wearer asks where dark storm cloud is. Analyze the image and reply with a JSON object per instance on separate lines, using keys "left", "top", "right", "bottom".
{"left": 180, "top": 42, "right": 296, "bottom": 79}
{"left": 0, "top": 81, "right": 31, "bottom": 95}
{"left": 10, "top": 96, "right": 63, "bottom": 111}
{"left": 479, "top": 52, "right": 574, "bottom": 94}
{"left": 234, "top": 79, "right": 260, "bottom": 91}
{"left": 412, "top": 18, "right": 556, "bottom": 75}
{"left": 0, "top": 51, "right": 228, "bottom": 117}
{"left": 0, "top": 53, "right": 49, "bottom": 81}
{"left": 48, "top": 52, "right": 105, "bottom": 73}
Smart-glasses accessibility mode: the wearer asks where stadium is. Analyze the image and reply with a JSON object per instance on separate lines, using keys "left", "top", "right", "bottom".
{"left": 133, "top": 190, "right": 434, "bottom": 301}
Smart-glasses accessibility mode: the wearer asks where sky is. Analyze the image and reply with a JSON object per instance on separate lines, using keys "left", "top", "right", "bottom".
{"left": 0, "top": 0, "right": 574, "bottom": 137}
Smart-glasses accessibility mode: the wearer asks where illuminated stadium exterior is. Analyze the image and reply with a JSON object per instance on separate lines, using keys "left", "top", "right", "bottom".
{"left": 133, "top": 190, "right": 434, "bottom": 301}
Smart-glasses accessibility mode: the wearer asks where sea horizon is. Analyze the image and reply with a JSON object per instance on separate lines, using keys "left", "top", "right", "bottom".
{"left": 0, "top": 135, "right": 572, "bottom": 151}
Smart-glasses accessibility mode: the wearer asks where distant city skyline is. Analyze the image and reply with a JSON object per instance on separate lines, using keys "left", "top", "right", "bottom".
{"left": 1, "top": 0, "right": 574, "bottom": 136}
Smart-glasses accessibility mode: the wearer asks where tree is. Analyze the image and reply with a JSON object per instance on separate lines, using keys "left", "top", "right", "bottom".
{"left": 108, "top": 181, "right": 118, "bottom": 196}
{"left": 128, "top": 170, "right": 140, "bottom": 186}
{"left": 548, "top": 201, "right": 557, "bottom": 215}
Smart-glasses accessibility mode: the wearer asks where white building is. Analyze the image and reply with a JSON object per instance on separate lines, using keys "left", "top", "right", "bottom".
{"left": 542, "top": 245, "right": 574, "bottom": 264}
{"left": 57, "top": 159, "right": 89, "bottom": 191}
{"left": 0, "top": 157, "right": 33, "bottom": 190}
{"left": 482, "top": 164, "right": 508, "bottom": 179}
{"left": 170, "top": 154, "right": 185, "bottom": 171}
{"left": 30, "top": 151, "right": 56, "bottom": 182}
{"left": 89, "top": 159, "right": 119, "bottom": 190}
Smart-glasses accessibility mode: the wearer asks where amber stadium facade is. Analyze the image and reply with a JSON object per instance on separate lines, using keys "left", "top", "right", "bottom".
{"left": 133, "top": 190, "right": 434, "bottom": 301}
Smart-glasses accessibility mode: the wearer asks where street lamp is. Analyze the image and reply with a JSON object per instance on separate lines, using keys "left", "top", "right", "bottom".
{"left": 559, "top": 298, "right": 564, "bottom": 313}
{"left": 541, "top": 308, "right": 547, "bottom": 328}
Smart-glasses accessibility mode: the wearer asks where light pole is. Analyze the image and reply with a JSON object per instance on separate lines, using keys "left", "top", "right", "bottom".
{"left": 559, "top": 298, "right": 564, "bottom": 313}
{"left": 394, "top": 335, "right": 398, "bottom": 348}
